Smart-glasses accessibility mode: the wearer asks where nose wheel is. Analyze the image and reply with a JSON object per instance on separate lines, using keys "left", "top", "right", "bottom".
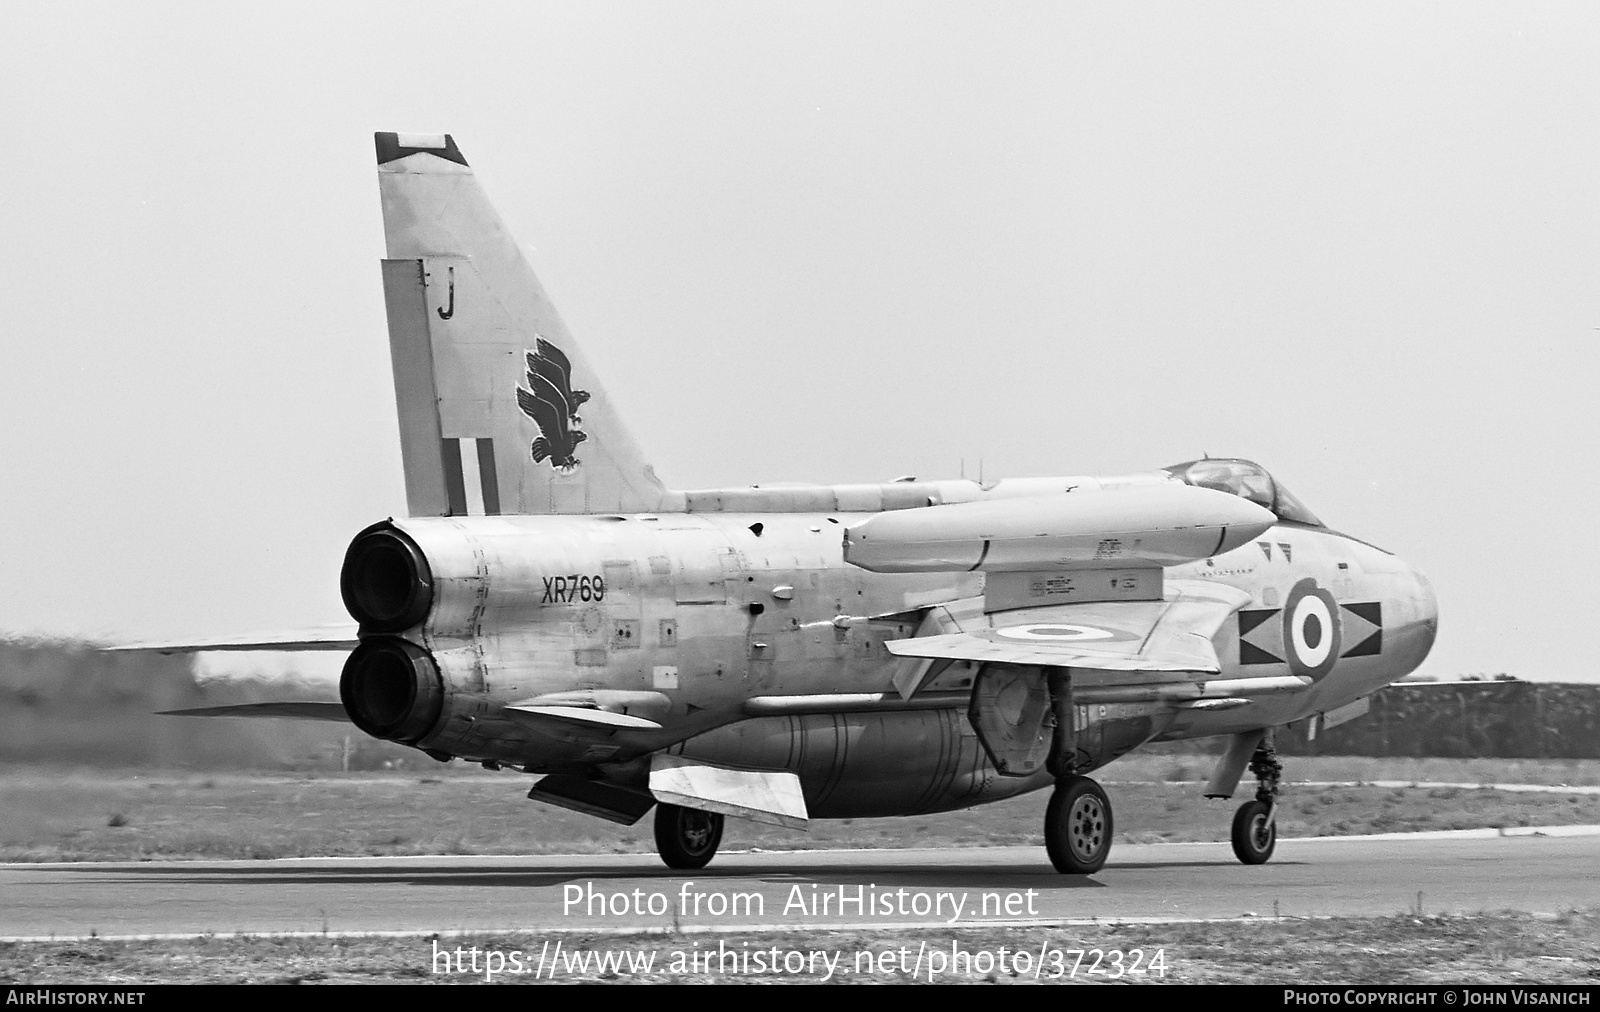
{"left": 654, "top": 803, "right": 724, "bottom": 870}
{"left": 1231, "top": 799, "right": 1277, "bottom": 864}
{"left": 1045, "top": 775, "right": 1113, "bottom": 874}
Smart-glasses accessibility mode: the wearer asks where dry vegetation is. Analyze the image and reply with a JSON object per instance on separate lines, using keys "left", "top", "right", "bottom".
{"left": 4, "top": 756, "right": 1599, "bottom": 863}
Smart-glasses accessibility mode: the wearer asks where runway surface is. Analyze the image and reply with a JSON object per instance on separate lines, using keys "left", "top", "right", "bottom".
{"left": 5, "top": 830, "right": 1598, "bottom": 940}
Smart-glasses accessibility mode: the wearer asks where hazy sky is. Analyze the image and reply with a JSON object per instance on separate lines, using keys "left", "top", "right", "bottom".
{"left": 3, "top": 2, "right": 1597, "bottom": 681}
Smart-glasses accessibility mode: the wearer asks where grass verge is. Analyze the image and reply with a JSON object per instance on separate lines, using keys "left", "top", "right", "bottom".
{"left": 4, "top": 757, "right": 1600, "bottom": 863}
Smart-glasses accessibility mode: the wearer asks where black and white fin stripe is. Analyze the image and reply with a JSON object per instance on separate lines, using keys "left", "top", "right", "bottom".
{"left": 441, "top": 437, "right": 501, "bottom": 515}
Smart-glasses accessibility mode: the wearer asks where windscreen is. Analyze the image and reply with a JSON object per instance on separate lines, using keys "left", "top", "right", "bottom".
{"left": 1163, "top": 458, "right": 1324, "bottom": 527}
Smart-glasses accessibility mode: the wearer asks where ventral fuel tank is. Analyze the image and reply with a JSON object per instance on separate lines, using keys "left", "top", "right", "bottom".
{"left": 842, "top": 482, "right": 1276, "bottom": 574}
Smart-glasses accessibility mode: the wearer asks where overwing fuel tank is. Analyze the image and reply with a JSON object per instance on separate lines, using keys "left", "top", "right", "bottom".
{"left": 842, "top": 482, "right": 1276, "bottom": 573}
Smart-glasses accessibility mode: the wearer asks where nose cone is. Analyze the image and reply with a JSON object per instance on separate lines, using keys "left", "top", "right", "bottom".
{"left": 1387, "top": 561, "right": 1439, "bottom": 678}
{"left": 1411, "top": 564, "right": 1440, "bottom": 658}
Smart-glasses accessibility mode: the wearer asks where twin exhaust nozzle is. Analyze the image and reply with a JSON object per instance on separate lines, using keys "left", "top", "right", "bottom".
{"left": 338, "top": 524, "right": 442, "bottom": 744}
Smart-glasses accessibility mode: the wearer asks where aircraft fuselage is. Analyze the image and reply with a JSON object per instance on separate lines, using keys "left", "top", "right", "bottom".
{"left": 337, "top": 495, "right": 1436, "bottom": 819}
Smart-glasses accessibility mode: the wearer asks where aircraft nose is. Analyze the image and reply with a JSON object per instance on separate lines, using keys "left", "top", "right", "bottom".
{"left": 1408, "top": 562, "right": 1440, "bottom": 660}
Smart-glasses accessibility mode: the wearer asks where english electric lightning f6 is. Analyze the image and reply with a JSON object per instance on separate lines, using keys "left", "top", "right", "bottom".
{"left": 147, "top": 133, "right": 1438, "bottom": 874}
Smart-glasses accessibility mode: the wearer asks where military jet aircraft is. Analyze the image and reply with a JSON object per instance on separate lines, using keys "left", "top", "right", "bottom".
{"left": 139, "top": 132, "right": 1439, "bottom": 874}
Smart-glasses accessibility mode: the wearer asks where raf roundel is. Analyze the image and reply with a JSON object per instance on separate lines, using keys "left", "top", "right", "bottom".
{"left": 1282, "top": 578, "right": 1342, "bottom": 680}
{"left": 994, "top": 623, "right": 1123, "bottom": 643}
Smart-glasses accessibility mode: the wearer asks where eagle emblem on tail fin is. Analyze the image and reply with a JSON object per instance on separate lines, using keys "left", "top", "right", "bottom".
{"left": 516, "top": 339, "right": 589, "bottom": 472}
{"left": 530, "top": 338, "right": 590, "bottom": 418}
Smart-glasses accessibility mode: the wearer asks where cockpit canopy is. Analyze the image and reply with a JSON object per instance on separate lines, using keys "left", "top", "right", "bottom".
{"left": 1163, "top": 458, "right": 1324, "bottom": 528}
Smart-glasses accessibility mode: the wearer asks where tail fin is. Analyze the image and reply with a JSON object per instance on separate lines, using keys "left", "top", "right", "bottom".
{"left": 375, "top": 132, "right": 668, "bottom": 516}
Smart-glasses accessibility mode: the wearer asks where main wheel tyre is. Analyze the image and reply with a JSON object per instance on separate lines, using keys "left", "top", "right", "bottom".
{"left": 654, "top": 804, "right": 724, "bottom": 870}
{"left": 1044, "top": 776, "right": 1113, "bottom": 874}
{"left": 1231, "top": 799, "right": 1277, "bottom": 865}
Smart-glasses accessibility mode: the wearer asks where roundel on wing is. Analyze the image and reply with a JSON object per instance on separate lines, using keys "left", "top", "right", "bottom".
{"left": 995, "top": 624, "right": 1116, "bottom": 642}
{"left": 1282, "top": 578, "right": 1341, "bottom": 680}
{"left": 990, "top": 623, "right": 1140, "bottom": 643}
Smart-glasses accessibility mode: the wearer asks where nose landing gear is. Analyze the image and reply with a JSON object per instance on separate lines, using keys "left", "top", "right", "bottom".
{"left": 654, "top": 803, "right": 725, "bottom": 870}
{"left": 1231, "top": 739, "right": 1282, "bottom": 865}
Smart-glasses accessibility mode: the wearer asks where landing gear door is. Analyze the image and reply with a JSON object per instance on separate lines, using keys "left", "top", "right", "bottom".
{"left": 968, "top": 663, "right": 1053, "bottom": 776}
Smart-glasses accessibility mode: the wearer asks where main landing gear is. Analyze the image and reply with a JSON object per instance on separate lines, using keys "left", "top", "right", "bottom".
{"left": 1044, "top": 775, "right": 1113, "bottom": 874}
{"left": 654, "top": 803, "right": 725, "bottom": 870}
{"left": 1039, "top": 668, "right": 1113, "bottom": 874}
{"left": 1231, "top": 738, "right": 1282, "bottom": 865}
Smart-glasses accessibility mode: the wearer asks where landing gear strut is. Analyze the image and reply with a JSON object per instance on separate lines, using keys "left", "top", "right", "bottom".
{"left": 1045, "top": 775, "right": 1113, "bottom": 874}
{"left": 654, "top": 803, "right": 724, "bottom": 870}
{"left": 1231, "top": 735, "right": 1282, "bottom": 865}
{"left": 1041, "top": 669, "right": 1113, "bottom": 874}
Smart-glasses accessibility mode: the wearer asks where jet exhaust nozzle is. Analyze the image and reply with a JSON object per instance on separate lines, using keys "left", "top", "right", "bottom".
{"left": 340, "top": 524, "right": 434, "bottom": 632}
{"left": 339, "top": 637, "right": 444, "bottom": 744}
